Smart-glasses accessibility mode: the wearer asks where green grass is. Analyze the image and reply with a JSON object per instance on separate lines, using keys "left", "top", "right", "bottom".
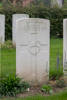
{"left": 0, "top": 3, "right": 2, "bottom": 7}
{"left": 0, "top": 38, "right": 63, "bottom": 78}
{"left": 50, "top": 38, "right": 63, "bottom": 79}
{"left": 63, "top": 0, "right": 67, "bottom": 9}
{"left": 0, "top": 48, "right": 16, "bottom": 77}
{"left": 0, "top": 91, "right": 67, "bottom": 100}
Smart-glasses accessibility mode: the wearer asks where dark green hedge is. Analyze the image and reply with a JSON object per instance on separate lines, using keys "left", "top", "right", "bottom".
{"left": 0, "top": 5, "right": 67, "bottom": 40}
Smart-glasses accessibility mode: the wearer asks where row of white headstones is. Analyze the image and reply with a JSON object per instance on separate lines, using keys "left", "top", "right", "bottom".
{"left": 0, "top": 14, "right": 67, "bottom": 85}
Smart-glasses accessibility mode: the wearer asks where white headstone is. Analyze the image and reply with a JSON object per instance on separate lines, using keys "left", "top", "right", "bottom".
{"left": 0, "top": 15, "right": 5, "bottom": 43}
{"left": 57, "top": 0, "right": 63, "bottom": 7}
{"left": 12, "top": 14, "right": 29, "bottom": 45}
{"left": 63, "top": 19, "right": 67, "bottom": 76}
{"left": 16, "top": 18, "right": 50, "bottom": 85}
{"left": 51, "top": 0, "right": 63, "bottom": 8}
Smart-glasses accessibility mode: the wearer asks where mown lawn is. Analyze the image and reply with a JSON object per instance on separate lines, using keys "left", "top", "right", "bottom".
{"left": 0, "top": 48, "right": 16, "bottom": 77}
{"left": 63, "top": 0, "right": 67, "bottom": 9}
{"left": 0, "top": 91, "right": 67, "bottom": 100}
{"left": 50, "top": 38, "right": 63, "bottom": 79}
{"left": 0, "top": 38, "right": 63, "bottom": 78}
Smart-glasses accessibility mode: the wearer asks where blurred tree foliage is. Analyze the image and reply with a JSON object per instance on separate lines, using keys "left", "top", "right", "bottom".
{"left": 0, "top": 4, "right": 67, "bottom": 40}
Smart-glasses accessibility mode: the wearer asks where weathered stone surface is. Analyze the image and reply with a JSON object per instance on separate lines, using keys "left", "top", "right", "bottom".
{"left": 12, "top": 14, "right": 29, "bottom": 45}
{"left": 0, "top": 15, "right": 5, "bottom": 43}
{"left": 16, "top": 18, "right": 50, "bottom": 85}
{"left": 63, "top": 19, "right": 67, "bottom": 76}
